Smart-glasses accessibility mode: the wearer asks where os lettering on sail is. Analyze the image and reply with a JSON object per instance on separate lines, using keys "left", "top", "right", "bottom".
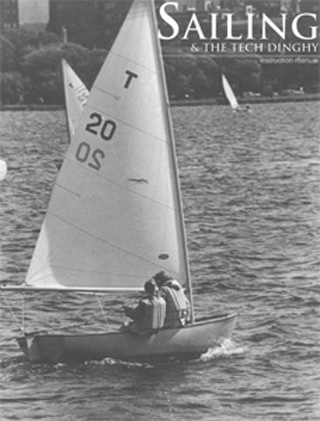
{"left": 74, "top": 68, "right": 139, "bottom": 171}
{"left": 74, "top": 114, "right": 116, "bottom": 170}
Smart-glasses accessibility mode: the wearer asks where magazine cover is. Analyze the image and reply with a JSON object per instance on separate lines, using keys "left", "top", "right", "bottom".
{"left": 0, "top": 0, "right": 319, "bottom": 419}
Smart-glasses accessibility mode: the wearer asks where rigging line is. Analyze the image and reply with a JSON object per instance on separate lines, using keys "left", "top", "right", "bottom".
{"left": 0, "top": 289, "right": 24, "bottom": 334}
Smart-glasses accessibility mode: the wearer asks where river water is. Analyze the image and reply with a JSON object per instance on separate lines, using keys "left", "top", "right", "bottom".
{"left": 0, "top": 102, "right": 319, "bottom": 420}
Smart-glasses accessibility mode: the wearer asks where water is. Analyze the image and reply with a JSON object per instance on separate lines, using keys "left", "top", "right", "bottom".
{"left": 0, "top": 102, "right": 319, "bottom": 420}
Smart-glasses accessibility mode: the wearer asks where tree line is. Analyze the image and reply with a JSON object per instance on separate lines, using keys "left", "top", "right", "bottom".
{"left": 0, "top": 28, "right": 318, "bottom": 105}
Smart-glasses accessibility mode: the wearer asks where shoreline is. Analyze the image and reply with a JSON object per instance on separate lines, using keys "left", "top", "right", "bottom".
{"left": 0, "top": 93, "right": 319, "bottom": 111}
{"left": 171, "top": 93, "right": 320, "bottom": 107}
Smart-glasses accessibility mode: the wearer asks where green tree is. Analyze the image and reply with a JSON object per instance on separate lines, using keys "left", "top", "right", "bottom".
{"left": 0, "top": 36, "right": 17, "bottom": 71}
{"left": 60, "top": 43, "right": 107, "bottom": 88}
{"left": 19, "top": 42, "right": 106, "bottom": 103}
{"left": 3, "top": 29, "right": 61, "bottom": 69}
{"left": 197, "top": 57, "right": 220, "bottom": 97}
{"left": 4, "top": 29, "right": 60, "bottom": 53}
{"left": 0, "top": 72, "right": 25, "bottom": 104}
{"left": 192, "top": 68, "right": 210, "bottom": 99}
{"left": 238, "top": 59, "right": 261, "bottom": 94}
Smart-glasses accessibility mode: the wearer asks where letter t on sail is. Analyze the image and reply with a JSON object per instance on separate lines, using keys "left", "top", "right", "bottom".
{"left": 124, "top": 70, "right": 139, "bottom": 89}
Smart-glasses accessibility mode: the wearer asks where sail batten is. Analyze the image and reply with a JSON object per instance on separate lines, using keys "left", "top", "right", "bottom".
{"left": 26, "top": 0, "right": 189, "bottom": 293}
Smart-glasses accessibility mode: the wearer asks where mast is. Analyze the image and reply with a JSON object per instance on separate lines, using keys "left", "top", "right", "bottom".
{"left": 149, "top": 0, "right": 195, "bottom": 323}
{"left": 62, "top": 60, "right": 72, "bottom": 144}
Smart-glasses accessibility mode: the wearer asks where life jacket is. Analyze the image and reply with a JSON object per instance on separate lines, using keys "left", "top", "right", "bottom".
{"left": 160, "top": 281, "right": 190, "bottom": 327}
{"left": 138, "top": 295, "right": 166, "bottom": 331}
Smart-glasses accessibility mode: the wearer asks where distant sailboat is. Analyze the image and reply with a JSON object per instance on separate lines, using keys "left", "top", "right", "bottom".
{"left": 0, "top": 159, "right": 7, "bottom": 181}
{"left": 222, "top": 74, "right": 239, "bottom": 111}
{"left": 3, "top": 0, "right": 237, "bottom": 363}
{"left": 222, "top": 74, "right": 251, "bottom": 113}
{"left": 62, "top": 59, "right": 89, "bottom": 139}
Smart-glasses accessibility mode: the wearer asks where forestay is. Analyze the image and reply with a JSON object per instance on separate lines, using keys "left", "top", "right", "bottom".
{"left": 25, "top": 0, "right": 190, "bottom": 292}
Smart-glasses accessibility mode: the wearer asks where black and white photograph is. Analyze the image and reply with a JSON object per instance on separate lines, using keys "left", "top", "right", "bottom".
{"left": 0, "top": 0, "right": 319, "bottom": 419}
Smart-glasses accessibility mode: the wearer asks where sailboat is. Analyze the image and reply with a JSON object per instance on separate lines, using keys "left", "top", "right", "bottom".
{"left": 221, "top": 74, "right": 239, "bottom": 111}
{"left": 222, "top": 74, "right": 251, "bottom": 113}
{"left": 3, "top": 0, "right": 237, "bottom": 363}
{"left": 62, "top": 59, "right": 89, "bottom": 139}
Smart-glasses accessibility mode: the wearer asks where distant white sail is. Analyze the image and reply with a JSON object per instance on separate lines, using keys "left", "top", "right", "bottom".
{"left": 25, "top": 0, "right": 189, "bottom": 292}
{"left": 62, "top": 59, "right": 89, "bottom": 138}
{"left": 222, "top": 74, "right": 239, "bottom": 110}
{"left": 0, "top": 159, "right": 7, "bottom": 181}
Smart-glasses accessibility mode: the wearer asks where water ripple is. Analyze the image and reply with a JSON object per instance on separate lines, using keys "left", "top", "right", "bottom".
{"left": 0, "top": 103, "right": 319, "bottom": 420}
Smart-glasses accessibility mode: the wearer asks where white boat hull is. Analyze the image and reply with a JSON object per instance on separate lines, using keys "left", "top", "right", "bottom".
{"left": 17, "top": 313, "right": 237, "bottom": 363}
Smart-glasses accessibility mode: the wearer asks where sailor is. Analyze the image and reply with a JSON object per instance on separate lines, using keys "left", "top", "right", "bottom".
{"left": 122, "top": 279, "right": 166, "bottom": 335}
{"left": 154, "top": 271, "right": 190, "bottom": 328}
{"left": 237, "top": 103, "right": 251, "bottom": 113}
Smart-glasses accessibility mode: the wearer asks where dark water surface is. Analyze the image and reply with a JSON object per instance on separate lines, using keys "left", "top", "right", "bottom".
{"left": 0, "top": 102, "right": 319, "bottom": 420}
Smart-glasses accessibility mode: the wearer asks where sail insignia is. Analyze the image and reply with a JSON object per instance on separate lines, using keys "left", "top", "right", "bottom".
{"left": 62, "top": 59, "right": 89, "bottom": 137}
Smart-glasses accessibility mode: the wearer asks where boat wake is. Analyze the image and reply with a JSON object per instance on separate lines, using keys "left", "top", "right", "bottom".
{"left": 199, "top": 339, "right": 246, "bottom": 361}
{"left": 83, "top": 339, "right": 246, "bottom": 367}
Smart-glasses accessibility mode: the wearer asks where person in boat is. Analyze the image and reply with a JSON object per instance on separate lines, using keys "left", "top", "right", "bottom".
{"left": 236, "top": 103, "right": 252, "bottom": 113}
{"left": 122, "top": 278, "right": 166, "bottom": 335}
{"left": 153, "top": 271, "right": 190, "bottom": 327}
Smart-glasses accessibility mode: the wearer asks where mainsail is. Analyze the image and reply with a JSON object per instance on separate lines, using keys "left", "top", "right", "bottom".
{"left": 25, "top": 0, "right": 190, "bottom": 293}
{"left": 222, "top": 74, "right": 239, "bottom": 110}
{"left": 62, "top": 59, "right": 89, "bottom": 138}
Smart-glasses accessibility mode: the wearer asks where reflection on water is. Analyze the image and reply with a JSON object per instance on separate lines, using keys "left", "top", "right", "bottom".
{"left": 0, "top": 102, "right": 319, "bottom": 420}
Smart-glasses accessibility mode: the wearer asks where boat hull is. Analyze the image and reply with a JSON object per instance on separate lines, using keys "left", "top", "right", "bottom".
{"left": 17, "top": 313, "right": 237, "bottom": 363}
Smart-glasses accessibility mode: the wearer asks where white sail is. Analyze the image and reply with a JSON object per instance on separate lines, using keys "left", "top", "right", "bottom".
{"left": 222, "top": 74, "right": 239, "bottom": 110}
{"left": 25, "top": 0, "right": 189, "bottom": 292}
{"left": 62, "top": 59, "right": 89, "bottom": 137}
{"left": 0, "top": 159, "right": 7, "bottom": 181}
